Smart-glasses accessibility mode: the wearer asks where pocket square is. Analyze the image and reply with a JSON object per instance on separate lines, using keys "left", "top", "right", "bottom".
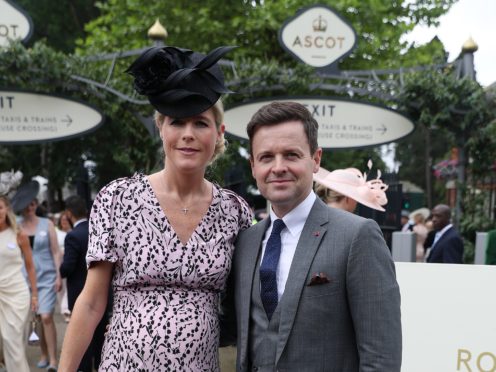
{"left": 307, "top": 272, "right": 330, "bottom": 286}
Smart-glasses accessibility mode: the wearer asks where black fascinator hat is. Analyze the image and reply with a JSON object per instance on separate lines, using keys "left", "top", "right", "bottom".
{"left": 11, "top": 180, "right": 39, "bottom": 214}
{"left": 126, "top": 45, "right": 235, "bottom": 118}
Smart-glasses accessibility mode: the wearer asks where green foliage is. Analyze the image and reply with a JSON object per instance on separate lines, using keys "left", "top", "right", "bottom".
{"left": 396, "top": 67, "right": 496, "bottom": 228}
{"left": 459, "top": 189, "right": 496, "bottom": 264}
{"left": 14, "top": 0, "right": 100, "bottom": 52}
{"left": 78, "top": 0, "right": 454, "bottom": 70}
{"left": 0, "top": 40, "right": 158, "bottom": 208}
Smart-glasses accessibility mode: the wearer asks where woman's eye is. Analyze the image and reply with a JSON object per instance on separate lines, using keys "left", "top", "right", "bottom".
{"left": 170, "top": 119, "right": 183, "bottom": 126}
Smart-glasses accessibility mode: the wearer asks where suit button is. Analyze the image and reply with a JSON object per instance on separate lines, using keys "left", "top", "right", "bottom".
{"left": 252, "top": 368, "right": 258, "bottom": 371}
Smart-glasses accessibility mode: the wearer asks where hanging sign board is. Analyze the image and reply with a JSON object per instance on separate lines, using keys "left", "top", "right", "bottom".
{"left": 224, "top": 97, "right": 414, "bottom": 149}
{"left": 278, "top": 4, "right": 357, "bottom": 69}
{"left": 0, "top": 0, "right": 33, "bottom": 47}
{"left": 0, "top": 90, "right": 104, "bottom": 144}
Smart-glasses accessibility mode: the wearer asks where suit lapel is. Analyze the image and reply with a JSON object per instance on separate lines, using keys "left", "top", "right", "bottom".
{"left": 275, "top": 199, "right": 329, "bottom": 362}
{"left": 239, "top": 218, "right": 270, "bottom": 365}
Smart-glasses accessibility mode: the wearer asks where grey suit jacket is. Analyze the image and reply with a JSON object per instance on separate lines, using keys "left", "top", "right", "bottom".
{"left": 221, "top": 198, "right": 402, "bottom": 372}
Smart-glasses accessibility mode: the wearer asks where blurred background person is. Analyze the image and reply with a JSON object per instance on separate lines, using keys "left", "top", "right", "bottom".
{"left": 426, "top": 204, "right": 464, "bottom": 264}
{"left": 11, "top": 181, "right": 62, "bottom": 372}
{"left": 410, "top": 211, "right": 429, "bottom": 262}
{"left": 56, "top": 211, "right": 73, "bottom": 322}
{"left": 314, "top": 165, "right": 388, "bottom": 213}
{"left": 0, "top": 195, "right": 38, "bottom": 372}
{"left": 60, "top": 195, "right": 106, "bottom": 372}
{"left": 401, "top": 210, "right": 414, "bottom": 232}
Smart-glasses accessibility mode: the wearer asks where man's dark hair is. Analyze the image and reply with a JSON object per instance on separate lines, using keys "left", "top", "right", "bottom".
{"left": 65, "top": 195, "right": 88, "bottom": 219}
{"left": 246, "top": 101, "right": 319, "bottom": 155}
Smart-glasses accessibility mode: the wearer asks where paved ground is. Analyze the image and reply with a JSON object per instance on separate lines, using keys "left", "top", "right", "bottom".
{"left": 24, "top": 313, "right": 237, "bottom": 372}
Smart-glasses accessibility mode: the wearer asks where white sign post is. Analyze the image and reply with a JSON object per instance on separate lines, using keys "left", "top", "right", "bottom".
{"left": 0, "top": 90, "right": 103, "bottom": 144}
{"left": 224, "top": 97, "right": 414, "bottom": 149}
{"left": 278, "top": 4, "right": 357, "bottom": 69}
{"left": 0, "top": 0, "right": 33, "bottom": 47}
{"left": 396, "top": 263, "right": 496, "bottom": 372}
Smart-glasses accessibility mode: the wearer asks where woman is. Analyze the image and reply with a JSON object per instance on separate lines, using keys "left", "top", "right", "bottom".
{"left": 59, "top": 45, "right": 253, "bottom": 371}
{"left": 314, "top": 165, "right": 388, "bottom": 212}
{"left": 56, "top": 212, "right": 73, "bottom": 322}
{"left": 0, "top": 195, "right": 38, "bottom": 372}
{"left": 412, "top": 212, "right": 429, "bottom": 262}
{"left": 11, "top": 182, "right": 62, "bottom": 372}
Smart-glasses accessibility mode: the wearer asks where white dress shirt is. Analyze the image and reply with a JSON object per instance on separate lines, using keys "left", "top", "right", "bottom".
{"left": 73, "top": 218, "right": 88, "bottom": 229}
{"left": 433, "top": 223, "right": 453, "bottom": 247}
{"left": 260, "top": 191, "right": 316, "bottom": 300}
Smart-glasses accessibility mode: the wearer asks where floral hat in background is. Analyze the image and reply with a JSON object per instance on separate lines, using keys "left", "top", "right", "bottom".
{"left": 126, "top": 45, "right": 235, "bottom": 118}
{"left": 0, "top": 170, "right": 23, "bottom": 197}
{"left": 314, "top": 160, "right": 389, "bottom": 211}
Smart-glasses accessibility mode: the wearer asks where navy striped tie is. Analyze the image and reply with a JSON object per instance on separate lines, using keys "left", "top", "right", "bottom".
{"left": 260, "top": 219, "right": 285, "bottom": 320}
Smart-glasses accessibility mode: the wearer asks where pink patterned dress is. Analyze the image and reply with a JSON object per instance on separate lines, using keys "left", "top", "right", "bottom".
{"left": 86, "top": 173, "right": 253, "bottom": 371}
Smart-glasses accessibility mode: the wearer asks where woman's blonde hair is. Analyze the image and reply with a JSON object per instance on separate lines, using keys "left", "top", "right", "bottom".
{"left": 0, "top": 195, "right": 18, "bottom": 232}
{"left": 413, "top": 212, "right": 425, "bottom": 224}
{"left": 314, "top": 183, "right": 345, "bottom": 204}
{"left": 154, "top": 100, "right": 226, "bottom": 164}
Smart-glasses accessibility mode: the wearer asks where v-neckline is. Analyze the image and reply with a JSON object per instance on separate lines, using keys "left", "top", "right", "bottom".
{"left": 142, "top": 173, "right": 218, "bottom": 247}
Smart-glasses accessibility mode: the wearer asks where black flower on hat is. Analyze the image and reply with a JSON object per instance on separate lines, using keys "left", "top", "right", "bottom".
{"left": 126, "top": 45, "right": 235, "bottom": 118}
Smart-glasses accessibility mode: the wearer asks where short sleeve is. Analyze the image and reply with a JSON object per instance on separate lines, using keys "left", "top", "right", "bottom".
{"left": 237, "top": 195, "right": 254, "bottom": 230}
{"left": 220, "top": 188, "right": 254, "bottom": 231}
{"left": 86, "top": 179, "right": 122, "bottom": 267}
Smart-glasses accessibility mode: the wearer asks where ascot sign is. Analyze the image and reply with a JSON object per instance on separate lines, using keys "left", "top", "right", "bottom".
{"left": 0, "top": 0, "right": 33, "bottom": 47}
{"left": 0, "top": 91, "right": 103, "bottom": 144}
{"left": 278, "top": 4, "right": 357, "bottom": 69}
{"left": 225, "top": 98, "right": 414, "bottom": 149}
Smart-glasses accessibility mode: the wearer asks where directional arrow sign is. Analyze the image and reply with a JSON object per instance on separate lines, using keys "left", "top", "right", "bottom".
{"left": 225, "top": 97, "right": 415, "bottom": 149}
{"left": 0, "top": 0, "right": 33, "bottom": 47}
{"left": 0, "top": 90, "right": 104, "bottom": 144}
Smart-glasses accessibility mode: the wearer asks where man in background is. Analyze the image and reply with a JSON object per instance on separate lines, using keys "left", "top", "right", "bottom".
{"left": 426, "top": 204, "right": 464, "bottom": 263}
{"left": 59, "top": 196, "right": 107, "bottom": 372}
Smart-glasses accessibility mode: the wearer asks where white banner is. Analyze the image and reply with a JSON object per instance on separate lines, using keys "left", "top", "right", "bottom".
{"left": 396, "top": 263, "right": 496, "bottom": 372}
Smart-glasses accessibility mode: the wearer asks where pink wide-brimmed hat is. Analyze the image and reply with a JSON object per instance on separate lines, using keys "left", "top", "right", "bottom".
{"left": 313, "top": 163, "right": 388, "bottom": 212}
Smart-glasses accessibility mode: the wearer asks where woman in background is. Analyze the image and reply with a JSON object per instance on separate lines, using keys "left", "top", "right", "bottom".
{"left": 412, "top": 212, "right": 429, "bottom": 262}
{"left": 56, "top": 211, "right": 73, "bottom": 322}
{"left": 12, "top": 181, "right": 62, "bottom": 372}
{"left": 0, "top": 195, "right": 38, "bottom": 372}
{"left": 314, "top": 164, "right": 388, "bottom": 213}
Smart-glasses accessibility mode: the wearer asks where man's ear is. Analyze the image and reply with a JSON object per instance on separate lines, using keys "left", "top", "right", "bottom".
{"left": 313, "top": 147, "right": 323, "bottom": 173}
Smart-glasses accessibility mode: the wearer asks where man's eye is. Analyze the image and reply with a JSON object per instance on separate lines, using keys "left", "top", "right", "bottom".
{"left": 196, "top": 121, "right": 209, "bottom": 127}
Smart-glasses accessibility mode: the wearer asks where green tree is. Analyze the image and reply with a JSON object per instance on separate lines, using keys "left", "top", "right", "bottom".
{"left": 396, "top": 67, "right": 495, "bottom": 207}
{"left": 14, "top": 0, "right": 99, "bottom": 52}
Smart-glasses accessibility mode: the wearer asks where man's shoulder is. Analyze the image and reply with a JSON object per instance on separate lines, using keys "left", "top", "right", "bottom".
{"left": 67, "top": 221, "right": 89, "bottom": 239}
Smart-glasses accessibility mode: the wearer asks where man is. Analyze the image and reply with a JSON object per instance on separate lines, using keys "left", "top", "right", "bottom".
{"left": 59, "top": 196, "right": 107, "bottom": 372}
{"left": 400, "top": 210, "right": 413, "bottom": 232}
{"left": 426, "top": 204, "right": 464, "bottom": 263}
{"left": 221, "top": 102, "right": 402, "bottom": 371}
